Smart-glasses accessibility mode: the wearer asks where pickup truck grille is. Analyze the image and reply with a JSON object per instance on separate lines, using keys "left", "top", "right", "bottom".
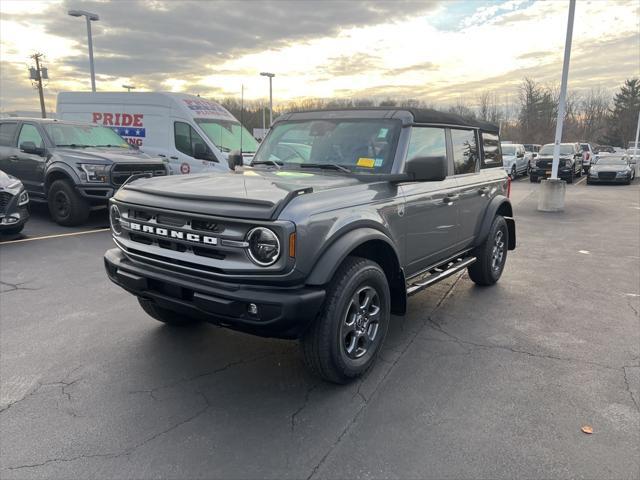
{"left": 0, "top": 192, "right": 12, "bottom": 211}
{"left": 111, "top": 164, "right": 166, "bottom": 187}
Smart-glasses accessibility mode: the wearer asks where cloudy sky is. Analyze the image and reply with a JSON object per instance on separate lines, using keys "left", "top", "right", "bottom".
{"left": 1, "top": 0, "right": 638, "bottom": 114}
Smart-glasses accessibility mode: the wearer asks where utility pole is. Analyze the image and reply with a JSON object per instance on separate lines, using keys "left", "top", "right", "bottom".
{"left": 633, "top": 111, "right": 640, "bottom": 176}
{"left": 30, "top": 53, "right": 47, "bottom": 118}
{"left": 260, "top": 72, "right": 275, "bottom": 126}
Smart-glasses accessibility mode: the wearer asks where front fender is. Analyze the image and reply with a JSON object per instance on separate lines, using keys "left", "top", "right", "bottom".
{"left": 306, "top": 227, "right": 400, "bottom": 286}
{"left": 45, "top": 162, "right": 82, "bottom": 189}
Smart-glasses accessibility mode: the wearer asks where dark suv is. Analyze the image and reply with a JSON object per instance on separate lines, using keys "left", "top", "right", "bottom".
{"left": 104, "top": 108, "right": 516, "bottom": 383}
{"left": 0, "top": 118, "right": 167, "bottom": 225}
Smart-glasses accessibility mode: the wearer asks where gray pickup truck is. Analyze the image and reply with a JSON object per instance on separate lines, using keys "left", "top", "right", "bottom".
{"left": 104, "top": 108, "right": 516, "bottom": 383}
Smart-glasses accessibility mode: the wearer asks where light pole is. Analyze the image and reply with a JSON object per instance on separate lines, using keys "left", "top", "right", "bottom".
{"left": 260, "top": 72, "right": 275, "bottom": 126}
{"left": 122, "top": 84, "right": 135, "bottom": 92}
{"left": 68, "top": 9, "right": 99, "bottom": 92}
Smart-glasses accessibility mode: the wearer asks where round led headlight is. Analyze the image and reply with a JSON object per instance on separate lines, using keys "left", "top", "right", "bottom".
{"left": 246, "top": 227, "right": 280, "bottom": 266}
{"left": 110, "top": 204, "right": 122, "bottom": 236}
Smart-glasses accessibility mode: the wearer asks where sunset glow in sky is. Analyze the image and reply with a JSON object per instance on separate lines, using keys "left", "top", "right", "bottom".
{"left": 1, "top": 0, "right": 638, "bottom": 114}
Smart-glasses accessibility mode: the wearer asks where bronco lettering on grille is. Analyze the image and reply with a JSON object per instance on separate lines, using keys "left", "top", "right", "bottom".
{"left": 129, "top": 222, "right": 218, "bottom": 245}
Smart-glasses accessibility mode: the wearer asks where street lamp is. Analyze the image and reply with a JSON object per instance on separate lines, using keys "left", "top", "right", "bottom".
{"left": 122, "top": 85, "right": 135, "bottom": 92}
{"left": 68, "top": 9, "right": 99, "bottom": 92}
{"left": 260, "top": 72, "right": 275, "bottom": 127}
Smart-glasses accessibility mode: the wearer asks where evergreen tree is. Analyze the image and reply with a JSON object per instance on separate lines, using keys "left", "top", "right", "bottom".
{"left": 606, "top": 78, "right": 640, "bottom": 147}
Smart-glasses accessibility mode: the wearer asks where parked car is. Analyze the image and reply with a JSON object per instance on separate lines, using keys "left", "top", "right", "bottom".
{"left": 580, "top": 143, "right": 595, "bottom": 173}
{"left": 0, "top": 169, "right": 29, "bottom": 235}
{"left": 104, "top": 107, "right": 516, "bottom": 383}
{"left": 523, "top": 144, "right": 541, "bottom": 158}
{"left": 587, "top": 155, "right": 635, "bottom": 184}
{"left": 530, "top": 143, "right": 583, "bottom": 183}
{"left": 501, "top": 143, "right": 530, "bottom": 177}
{"left": 0, "top": 118, "right": 167, "bottom": 226}
{"left": 57, "top": 92, "right": 258, "bottom": 174}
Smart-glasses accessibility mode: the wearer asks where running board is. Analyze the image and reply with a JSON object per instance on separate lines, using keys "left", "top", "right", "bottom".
{"left": 406, "top": 256, "right": 476, "bottom": 296}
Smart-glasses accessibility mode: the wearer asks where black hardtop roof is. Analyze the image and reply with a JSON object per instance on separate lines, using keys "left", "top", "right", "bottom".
{"left": 279, "top": 107, "right": 499, "bottom": 133}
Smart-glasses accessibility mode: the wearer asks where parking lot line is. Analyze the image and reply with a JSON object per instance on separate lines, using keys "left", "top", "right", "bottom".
{"left": 575, "top": 176, "right": 586, "bottom": 185}
{"left": 0, "top": 228, "right": 110, "bottom": 245}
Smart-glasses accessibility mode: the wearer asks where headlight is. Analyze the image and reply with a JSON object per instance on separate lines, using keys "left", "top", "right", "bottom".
{"left": 110, "top": 204, "right": 122, "bottom": 236}
{"left": 18, "top": 190, "right": 29, "bottom": 206}
{"left": 79, "top": 164, "right": 110, "bottom": 183}
{"left": 590, "top": 170, "right": 598, "bottom": 176}
{"left": 246, "top": 227, "right": 280, "bottom": 266}
{"left": 616, "top": 171, "right": 629, "bottom": 177}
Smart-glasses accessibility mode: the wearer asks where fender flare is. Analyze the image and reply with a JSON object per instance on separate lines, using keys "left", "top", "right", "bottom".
{"left": 475, "top": 195, "right": 516, "bottom": 250}
{"left": 45, "top": 163, "right": 81, "bottom": 191}
{"left": 306, "top": 227, "right": 401, "bottom": 286}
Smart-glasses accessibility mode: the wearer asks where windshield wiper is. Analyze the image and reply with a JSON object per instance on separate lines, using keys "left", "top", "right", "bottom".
{"left": 299, "top": 163, "right": 351, "bottom": 173}
{"left": 251, "top": 160, "right": 282, "bottom": 169}
{"left": 94, "top": 144, "right": 128, "bottom": 148}
{"left": 56, "top": 144, "right": 91, "bottom": 148}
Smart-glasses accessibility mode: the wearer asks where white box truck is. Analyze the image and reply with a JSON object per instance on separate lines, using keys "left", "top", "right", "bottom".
{"left": 56, "top": 92, "right": 258, "bottom": 174}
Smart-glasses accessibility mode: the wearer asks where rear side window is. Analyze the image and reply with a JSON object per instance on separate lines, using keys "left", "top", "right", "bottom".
{"left": 451, "top": 128, "right": 478, "bottom": 175}
{"left": 481, "top": 132, "right": 502, "bottom": 169}
{"left": 174, "top": 121, "right": 207, "bottom": 158}
{"left": 0, "top": 122, "right": 18, "bottom": 146}
{"left": 407, "top": 127, "right": 447, "bottom": 160}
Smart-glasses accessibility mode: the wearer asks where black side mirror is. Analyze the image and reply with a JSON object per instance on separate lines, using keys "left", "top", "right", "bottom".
{"left": 405, "top": 156, "right": 447, "bottom": 181}
{"left": 20, "top": 141, "right": 45, "bottom": 156}
{"left": 227, "top": 151, "right": 243, "bottom": 171}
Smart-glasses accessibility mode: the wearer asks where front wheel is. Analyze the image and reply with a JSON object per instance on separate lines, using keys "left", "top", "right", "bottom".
{"left": 47, "top": 179, "right": 90, "bottom": 226}
{"left": 301, "top": 257, "right": 390, "bottom": 384}
{"left": 468, "top": 215, "right": 508, "bottom": 286}
{"left": 530, "top": 175, "right": 538, "bottom": 183}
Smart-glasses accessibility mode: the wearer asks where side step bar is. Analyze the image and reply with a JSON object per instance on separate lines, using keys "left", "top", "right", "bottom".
{"left": 406, "top": 256, "right": 476, "bottom": 296}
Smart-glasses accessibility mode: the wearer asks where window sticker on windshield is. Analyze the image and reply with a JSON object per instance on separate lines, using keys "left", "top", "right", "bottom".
{"left": 374, "top": 158, "right": 384, "bottom": 167}
{"left": 357, "top": 157, "right": 375, "bottom": 168}
{"left": 377, "top": 128, "right": 388, "bottom": 138}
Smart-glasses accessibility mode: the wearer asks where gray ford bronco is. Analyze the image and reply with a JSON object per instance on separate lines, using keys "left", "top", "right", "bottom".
{"left": 104, "top": 108, "right": 515, "bottom": 383}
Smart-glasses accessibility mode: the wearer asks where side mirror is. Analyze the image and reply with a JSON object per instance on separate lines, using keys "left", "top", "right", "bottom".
{"left": 405, "top": 156, "right": 447, "bottom": 182}
{"left": 227, "top": 151, "right": 243, "bottom": 171}
{"left": 20, "top": 141, "right": 45, "bottom": 156}
{"left": 517, "top": 152, "right": 524, "bottom": 158}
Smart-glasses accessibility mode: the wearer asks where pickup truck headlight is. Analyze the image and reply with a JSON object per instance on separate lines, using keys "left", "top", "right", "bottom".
{"left": 18, "top": 190, "right": 29, "bottom": 206}
{"left": 79, "top": 164, "right": 110, "bottom": 183}
{"left": 246, "top": 227, "right": 280, "bottom": 266}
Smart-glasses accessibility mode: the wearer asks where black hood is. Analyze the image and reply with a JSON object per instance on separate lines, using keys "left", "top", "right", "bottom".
{"left": 54, "top": 146, "right": 158, "bottom": 165}
{"left": 115, "top": 168, "right": 362, "bottom": 220}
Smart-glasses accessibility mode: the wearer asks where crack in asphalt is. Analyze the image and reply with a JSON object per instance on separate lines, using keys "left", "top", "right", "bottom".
{"left": 7, "top": 391, "right": 212, "bottom": 471}
{"left": 622, "top": 366, "right": 640, "bottom": 413}
{"left": 0, "top": 279, "right": 41, "bottom": 294}
{"left": 290, "top": 383, "right": 321, "bottom": 432}
{"left": 305, "top": 273, "right": 465, "bottom": 480}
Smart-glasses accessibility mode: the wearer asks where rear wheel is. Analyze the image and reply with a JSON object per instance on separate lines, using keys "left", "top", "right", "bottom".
{"left": 468, "top": 215, "right": 508, "bottom": 286}
{"left": 138, "top": 298, "right": 200, "bottom": 326}
{"left": 47, "top": 179, "right": 90, "bottom": 226}
{"left": 301, "top": 257, "right": 390, "bottom": 384}
{"left": 510, "top": 166, "right": 517, "bottom": 179}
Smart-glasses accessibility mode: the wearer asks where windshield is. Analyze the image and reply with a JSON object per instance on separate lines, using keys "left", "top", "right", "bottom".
{"left": 44, "top": 123, "right": 129, "bottom": 148}
{"left": 595, "top": 157, "right": 627, "bottom": 165}
{"left": 539, "top": 144, "right": 575, "bottom": 155}
{"left": 501, "top": 145, "right": 516, "bottom": 155}
{"left": 195, "top": 119, "right": 258, "bottom": 153}
{"left": 251, "top": 119, "right": 401, "bottom": 173}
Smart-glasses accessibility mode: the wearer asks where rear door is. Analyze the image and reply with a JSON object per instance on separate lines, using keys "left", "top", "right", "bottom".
{"left": 0, "top": 121, "right": 20, "bottom": 175}
{"left": 400, "top": 125, "right": 461, "bottom": 276}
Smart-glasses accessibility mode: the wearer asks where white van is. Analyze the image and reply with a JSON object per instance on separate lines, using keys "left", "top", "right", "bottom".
{"left": 56, "top": 92, "right": 258, "bottom": 174}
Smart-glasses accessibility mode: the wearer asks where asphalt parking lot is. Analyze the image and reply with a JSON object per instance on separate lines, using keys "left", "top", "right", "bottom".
{"left": 1, "top": 176, "right": 639, "bottom": 479}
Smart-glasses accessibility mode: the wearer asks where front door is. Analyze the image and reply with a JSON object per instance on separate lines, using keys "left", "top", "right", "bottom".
{"left": 400, "top": 126, "right": 460, "bottom": 277}
{"left": 15, "top": 123, "right": 47, "bottom": 195}
{"left": 172, "top": 121, "right": 221, "bottom": 174}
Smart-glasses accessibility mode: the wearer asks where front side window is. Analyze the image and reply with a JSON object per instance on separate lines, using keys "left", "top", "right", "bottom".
{"left": 0, "top": 122, "right": 18, "bottom": 146}
{"left": 252, "top": 119, "right": 401, "bottom": 173}
{"left": 174, "top": 122, "right": 209, "bottom": 158}
{"left": 18, "top": 124, "right": 44, "bottom": 149}
{"left": 482, "top": 132, "right": 502, "bottom": 168}
{"left": 43, "top": 123, "right": 129, "bottom": 148}
{"left": 451, "top": 128, "right": 478, "bottom": 175}
{"left": 406, "top": 127, "right": 446, "bottom": 160}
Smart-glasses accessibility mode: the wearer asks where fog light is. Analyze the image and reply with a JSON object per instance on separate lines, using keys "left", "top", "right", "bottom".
{"left": 248, "top": 303, "right": 258, "bottom": 316}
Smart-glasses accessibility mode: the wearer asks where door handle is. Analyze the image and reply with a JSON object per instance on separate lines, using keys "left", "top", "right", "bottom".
{"left": 169, "top": 156, "right": 179, "bottom": 160}
{"left": 8, "top": 155, "right": 18, "bottom": 161}
{"left": 478, "top": 187, "right": 490, "bottom": 196}
{"left": 443, "top": 194, "right": 460, "bottom": 205}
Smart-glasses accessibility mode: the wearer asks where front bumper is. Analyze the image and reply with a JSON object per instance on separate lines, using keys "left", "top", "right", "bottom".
{"left": 0, "top": 206, "right": 29, "bottom": 231}
{"left": 104, "top": 248, "right": 325, "bottom": 339}
{"left": 530, "top": 167, "right": 574, "bottom": 179}
{"left": 588, "top": 174, "right": 631, "bottom": 183}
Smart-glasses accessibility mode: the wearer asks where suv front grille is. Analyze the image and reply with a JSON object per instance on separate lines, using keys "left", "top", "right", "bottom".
{"left": 598, "top": 172, "right": 616, "bottom": 180}
{"left": 111, "top": 164, "right": 166, "bottom": 186}
{"left": 0, "top": 191, "right": 12, "bottom": 210}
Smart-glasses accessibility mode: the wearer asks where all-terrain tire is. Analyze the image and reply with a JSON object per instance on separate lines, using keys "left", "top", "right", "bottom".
{"left": 47, "top": 179, "right": 90, "bottom": 226}
{"left": 301, "top": 256, "right": 390, "bottom": 384}
{"left": 138, "top": 298, "right": 200, "bottom": 326}
{"left": 468, "top": 215, "right": 508, "bottom": 286}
